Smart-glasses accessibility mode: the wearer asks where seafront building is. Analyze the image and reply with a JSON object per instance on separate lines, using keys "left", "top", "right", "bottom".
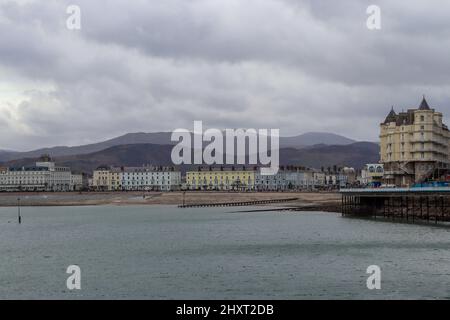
{"left": 0, "top": 156, "right": 81, "bottom": 191}
{"left": 324, "top": 172, "right": 348, "bottom": 188}
{"left": 186, "top": 166, "right": 332, "bottom": 191}
{"left": 0, "top": 165, "right": 51, "bottom": 192}
{"left": 255, "top": 167, "right": 322, "bottom": 191}
{"left": 380, "top": 97, "right": 450, "bottom": 186}
{"left": 186, "top": 167, "right": 256, "bottom": 191}
{"left": 122, "top": 166, "right": 181, "bottom": 191}
{"left": 92, "top": 166, "right": 181, "bottom": 191}
{"left": 0, "top": 158, "right": 358, "bottom": 193}
{"left": 92, "top": 166, "right": 111, "bottom": 191}
{"left": 313, "top": 171, "right": 326, "bottom": 187}
{"left": 71, "top": 173, "right": 89, "bottom": 191}
{"left": 110, "top": 167, "right": 123, "bottom": 191}
{"left": 255, "top": 169, "right": 287, "bottom": 191}
{"left": 359, "top": 164, "right": 384, "bottom": 186}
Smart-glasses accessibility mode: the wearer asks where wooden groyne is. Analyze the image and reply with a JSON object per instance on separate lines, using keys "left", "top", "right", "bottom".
{"left": 341, "top": 188, "right": 450, "bottom": 224}
{"left": 178, "top": 197, "right": 298, "bottom": 208}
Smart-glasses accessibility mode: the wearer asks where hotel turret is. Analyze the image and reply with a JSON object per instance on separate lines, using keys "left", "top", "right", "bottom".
{"left": 380, "top": 97, "right": 450, "bottom": 186}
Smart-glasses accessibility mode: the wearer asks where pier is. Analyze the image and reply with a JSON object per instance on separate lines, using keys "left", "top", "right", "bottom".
{"left": 178, "top": 197, "right": 298, "bottom": 208}
{"left": 341, "top": 188, "right": 450, "bottom": 223}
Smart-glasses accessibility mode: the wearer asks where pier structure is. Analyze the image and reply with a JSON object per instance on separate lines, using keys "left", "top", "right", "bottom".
{"left": 178, "top": 197, "right": 298, "bottom": 208}
{"left": 341, "top": 188, "right": 450, "bottom": 223}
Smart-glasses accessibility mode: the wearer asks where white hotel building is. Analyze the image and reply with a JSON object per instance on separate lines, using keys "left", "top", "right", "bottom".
{"left": 0, "top": 157, "right": 79, "bottom": 192}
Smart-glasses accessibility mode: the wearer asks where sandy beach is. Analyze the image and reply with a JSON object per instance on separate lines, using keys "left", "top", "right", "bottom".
{"left": 0, "top": 191, "right": 341, "bottom": 212}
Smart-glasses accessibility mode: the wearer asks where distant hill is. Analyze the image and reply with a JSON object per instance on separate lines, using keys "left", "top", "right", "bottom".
{"left": 0, "top": 132, "right": 173, "bottom": 162}
{"left": 281, "top": 132, "right": 355, "bottom": 148}
{"left": 280, "top": 142, "right": 380, "bottom": 169}
{"left": 0, "top": 131, "right": 357, "bottom": 162}
{"left": 3, "top": 142, "right": 380, "bottom": 173}
{"left": 2, "top": 144, "right": 175, "bottom": 173}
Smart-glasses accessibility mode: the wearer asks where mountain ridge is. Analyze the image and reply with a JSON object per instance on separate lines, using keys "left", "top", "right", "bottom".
{"left": 0, "top": 131, "right": 358, "bottom": 162}
{"left": 2, "top": 141, "right": 380, "bottom": 173}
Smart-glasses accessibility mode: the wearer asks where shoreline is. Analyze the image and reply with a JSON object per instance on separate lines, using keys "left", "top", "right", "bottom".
{"left": 0, "top": 191, "right": 341, "bottom": 212}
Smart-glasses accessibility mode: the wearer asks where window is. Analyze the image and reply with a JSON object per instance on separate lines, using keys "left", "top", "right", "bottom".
{"left": 420, "top": 115, "right": 424, "bottom": 122}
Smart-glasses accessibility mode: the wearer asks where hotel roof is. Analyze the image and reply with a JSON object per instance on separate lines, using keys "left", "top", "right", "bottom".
{"left": 383, "top": 106, "right": 397, "bottom": 124}
{"left": 383, "top": 96, "right": 440, "bottom": 126}
{"left": 418, "top": 96, "right": 431, "bottom": 110}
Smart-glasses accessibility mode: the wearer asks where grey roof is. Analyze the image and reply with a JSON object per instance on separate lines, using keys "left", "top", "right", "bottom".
{"left": 382, "top": 96, "right": 437, "bottom": 126}
{"left": 419, "top": 96, "right": 431, "bottom": 110}
{"left": 383, "top": 106, "right": 397, "bottom": 124}
{"left": 9, "top": 167, "right": 49, "bottom": 172}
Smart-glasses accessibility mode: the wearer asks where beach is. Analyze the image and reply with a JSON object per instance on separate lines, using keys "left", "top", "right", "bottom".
{"left": 0, "top": 191, "right": 341, "bottom": 211}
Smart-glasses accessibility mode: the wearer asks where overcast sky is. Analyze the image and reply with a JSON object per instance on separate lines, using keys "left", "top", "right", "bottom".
{"left": 1, "top": 0, "right": 450, "bottom": 151}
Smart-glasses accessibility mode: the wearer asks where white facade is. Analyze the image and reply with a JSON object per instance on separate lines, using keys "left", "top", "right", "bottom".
{"left": 122, "top": 167, "right": 181, "bottom": 191}
{"left": 313, "top": 172, "right": 326, "bottom": 187}
{"left": 92, "top": 166, "right": 181, "bottom": 191}
{"left": 50, "top": 167, "right": 72, "bottom": 191}
{"left": 0, "top": 161, "right": 73, "bottom": 192}
{"left": 297, "top": 171, "right": 315, "bottom": 189}
{"left": 70, "top": 173, "right": 84, "bottom": 191}
{"left": 256, "top": 170, "right": 287, "bottom": 191}
{"left": 0, "top": 166, "right": 51, "bottom": 191}
{"left": 255, "top": 168, "right": 318, "bottom": 191}
{"left": 359, "top": 164, "right": 384, "bottom": 186}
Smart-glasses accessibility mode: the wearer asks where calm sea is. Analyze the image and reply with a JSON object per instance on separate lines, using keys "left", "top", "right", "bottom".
{"left": 0, "top": 205, "right": 449, "bottom": 299}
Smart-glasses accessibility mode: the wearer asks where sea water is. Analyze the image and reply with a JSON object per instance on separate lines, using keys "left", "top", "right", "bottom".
{"left": 0, "top": 205, "right": 449, "bottom": 299}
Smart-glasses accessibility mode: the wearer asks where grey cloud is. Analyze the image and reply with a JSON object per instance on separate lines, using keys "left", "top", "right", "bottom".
{"left": 0, "top": 0, "right": 449, "bottom": 151}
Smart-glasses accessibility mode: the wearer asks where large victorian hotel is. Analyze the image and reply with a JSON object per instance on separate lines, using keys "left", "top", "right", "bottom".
{"left": 380, "top": 97, "right": 450, "bottom": 186}
{"left": 0, "top": 155, "right": 84, "bottom": 191}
